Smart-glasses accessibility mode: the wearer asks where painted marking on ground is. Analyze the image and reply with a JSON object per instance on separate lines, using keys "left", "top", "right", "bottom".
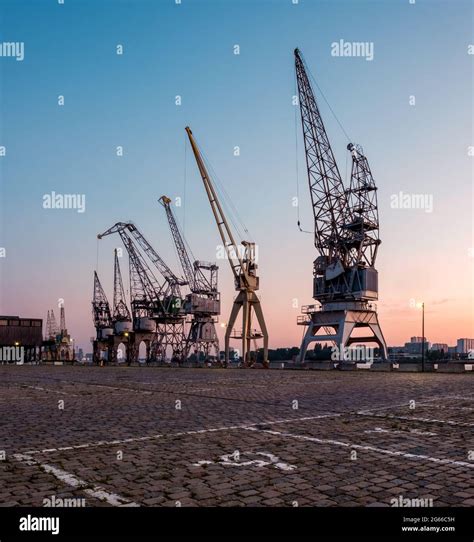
{"left": 364, "top": 427, "right": 438, "bottom": 436}
{"left": 20, "top": 413, "right": 341, "bottom": 455}
{"left": 21, "top": 385, "right": 80, "bottom": 397}
{"left": 245, "top": 427, "right": 474, "bottom": 469}
{"left": 418, "top": 403, "right": 474, "bottom": 412}
{"left": 80, "top": 383, "right": 153, "bottom": 395}
{"left": 193, "top": 451, "right": 297, "bottom": 471}
{"left": 357, "top": 411, "right": 474, "bottom": 427}
{"left": 355, "top": 395, "right": 456, "bottom": 414}
{"left": 13, "top": 453, "right": 139, "bottom": 507}
{"left": 431, "top": 395, "right": 474, "bottom": 401}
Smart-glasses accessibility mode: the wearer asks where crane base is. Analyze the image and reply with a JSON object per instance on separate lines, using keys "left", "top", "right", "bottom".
{"left": 297, "top": 305, "right": 387, "bottom": 363}
{"left": 186, "top": 318, "right": 220, "bottom": 362}
{"left": 225, "top": 290, "right": 269, "bottom": 367}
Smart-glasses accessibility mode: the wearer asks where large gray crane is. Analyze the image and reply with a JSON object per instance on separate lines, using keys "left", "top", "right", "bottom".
{"left": 294, "top": 48, "right": 387, "bottom": 362}
{"left": 185, "top": 126, "right": 269, "bottom": 367}
{"left": 159, "top": 195, "right": 220, "bottom": 363}
{"left": 91, "top": 271, "right": 113, "bottom": 363}
{"left": 98, "top": 222, "right": 187, "bottom": 362}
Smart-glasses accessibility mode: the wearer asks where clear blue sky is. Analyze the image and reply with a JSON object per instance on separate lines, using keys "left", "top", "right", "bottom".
{"left": 0, "top": 0, "right": 472, "bottom": 351}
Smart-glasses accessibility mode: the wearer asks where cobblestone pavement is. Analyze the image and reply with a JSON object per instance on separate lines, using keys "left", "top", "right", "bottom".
{"left": 0, "top": 366, "right": 472, "bottom": 507}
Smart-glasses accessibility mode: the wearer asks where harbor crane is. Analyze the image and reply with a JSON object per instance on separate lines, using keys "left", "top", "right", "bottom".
{"left": 109, "top": 248, "right": 133, "bottom": 363}
{"left": 112, "top": 248, "right": 132, "bottom": 329}
{"left": 91, "top": 271, "right": 114, "bottom": 363}
{"left": 92, "top": 271, "right": 113, "bottom": 335}
{"left": 159, "top": 195, "right": 220, "bottom": 363}
{"left": 45, "top": 309, "right": 59, "bottom": 340}
{"left": 185, "top": 126, "right": 269, "bottom": 367}
{"left": 294, "top": 48, "right": 387, "bottom": 362}
{"left": 98, "top": 222, "right": 187, "bottom": 362}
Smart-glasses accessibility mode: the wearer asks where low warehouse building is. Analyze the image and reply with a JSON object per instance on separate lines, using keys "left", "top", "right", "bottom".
{"left": 0, "top": 316, "right": 43, "bottom": 362}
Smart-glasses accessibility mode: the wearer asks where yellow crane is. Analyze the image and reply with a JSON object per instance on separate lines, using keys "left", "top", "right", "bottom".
{"left": 185, "top": 126, "right": 269, "bottom": 367}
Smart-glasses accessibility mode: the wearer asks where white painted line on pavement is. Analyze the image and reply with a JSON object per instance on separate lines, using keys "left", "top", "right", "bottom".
{"left": 13, "top": 453, "right": 140, "bottom": 507}
{"left": 245, "top": 427, "right": 474, "bottom": 469}
{"left": 363, "top": 427, "right": 438, "bottom": 436}
{"left": 22, "top": 385, "right": 80, "bottom": 398}
{"left": 357, "top": 411, "right": 474, "bottom": 427}
{"left": 20, "top": 413, "right": 341, "bottom": 456}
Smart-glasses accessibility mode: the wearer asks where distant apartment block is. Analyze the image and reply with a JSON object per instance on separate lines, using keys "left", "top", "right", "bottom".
{"left": 456, "top": 338, "right": 474, "bottom": 354}
{"left": 404, "top": 338, "right": 430, "bottom": 355}
{"left": 431, "top": 343, "right": 448, "bottom": 352}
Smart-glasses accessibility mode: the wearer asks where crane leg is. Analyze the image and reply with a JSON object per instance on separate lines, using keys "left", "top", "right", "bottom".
{"left": 368, "top": 321, "right": 388, "bottom": 360}
{"left": 241, "top": 293, "right": 250, "bottom": 367}
{"left": 145, "top": 340, "right": 151, "bottom": 365}
{"left": 242, "top": 299, "right": 249, "bottom": 367}
{"left": 251, "top": 294, "right": 269, "bottom": 367}
{"left": 225, "top": 295, "right": 242, "bottom": 367}
{"left": 297, "top": 323, "right": 321, "bottom": 363}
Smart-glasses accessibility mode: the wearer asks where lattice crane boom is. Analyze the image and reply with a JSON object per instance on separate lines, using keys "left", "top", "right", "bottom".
{"left": 294, "top": 48, "right": 348, "bottom": 264}
{"left": 159, "top": 195, "right": 220, "bottom": 362}
{"left": 98, "top": 222, "right": 179, "bottom": 294}
{"left": 98, "top": 222, "right": 186, "bottom": 322}
{"left": 92, "top": 271, "right": 112, "bottom": 329}
{"left": 159, "top": 195, "right": 212, "bottom": 294}
{"left": 123, "top": 235, "right": 158, "bottom": 314}
{"left": 99, "top": 225, "right": 165, "bottom": 309}
{"left": 113, "top": 248, "right": 132, "bottom": 321}
{"left": 125, "top": 223, "right": 186, "bottom": 291}
{"left": 185, "top": 127, "right": 257, "bottom": 291}
{"left": 186, "top": 125, "right": 268, "bottom": 367}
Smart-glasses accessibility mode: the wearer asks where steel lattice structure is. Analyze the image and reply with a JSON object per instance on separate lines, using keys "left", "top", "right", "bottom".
{"left": 294, "top": 48, "right": 387, "bottom": 362}
{"left": 344, "top": 143, "right": 381, "bottom": 268}
{"left": 295, "top": 49, "right": 348, "bottom": 263}
{"left": 98, "top": 222, "right": 187, "bottom": 363}
{"left": 159, "top": 195, "right": 220, "bottom": 362}
{"left": 112, "top": 248, "right": 132, "bottom": 323}
{"left": 92, "top": 271, "right": 112, "bottom": 330}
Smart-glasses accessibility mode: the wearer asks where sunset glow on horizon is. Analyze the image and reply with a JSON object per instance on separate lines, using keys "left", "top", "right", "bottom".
{"left": 0, "top": 0, "right": 472, "bottom": 353}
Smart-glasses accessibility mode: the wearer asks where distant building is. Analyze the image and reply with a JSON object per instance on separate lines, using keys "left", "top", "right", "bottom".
{"left": 77, "top": 348, "right": 84, "bottom": 360}
{"left": 0, "top": 316, "right": 43, "bottom": 362}
{"left": 404, "top": 338, "right": 430, "bottom": 355}
{"left": 448, "top": 346, "right": 457, "bottom": 356}
{"left": 388, "top": 348, "right": 414, "bottom": 362}
{"left": 431, "top": 343, "right": 448, "bottom": 352}
{"left": 388, "top": 346, "right": 405, "bottom": 354}
{"left": 456, "top": 338, "right": 474, "bottom": 354}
